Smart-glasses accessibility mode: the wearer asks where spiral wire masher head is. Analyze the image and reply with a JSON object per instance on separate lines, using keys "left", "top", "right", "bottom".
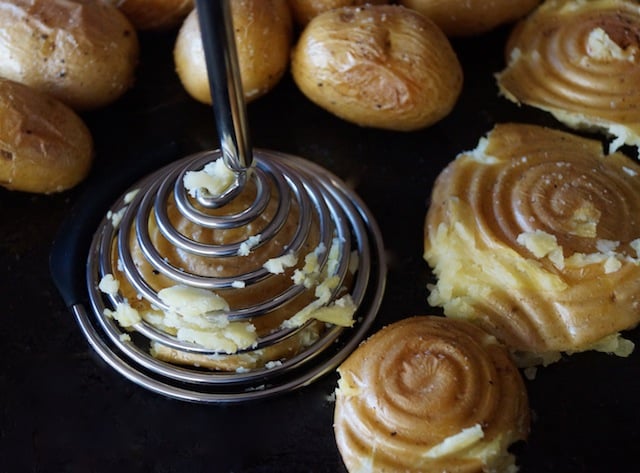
{"left": 79, "top": 149, "right": 386, "bottom": 402}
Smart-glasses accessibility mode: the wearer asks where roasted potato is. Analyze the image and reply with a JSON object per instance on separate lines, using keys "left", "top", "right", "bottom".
{"left": 0, "top": 0, "right": 139, "bottom": 111}
{"left": 399, "top": 0, "right": 541, "bottom": 37}
{"left": 291, "top": 5, "right": 463, "bottom": 131}
{"left": 174, "top": 0, "right": 293, "bottom": 104}
{"left": 0, "top": 78, "right": 93, "bottom": 194}
{"left": 107, "top": 0, "right": 194, "bottom": 31}
{"left": 287, "top": 0, "right": 390, "bottom": 26}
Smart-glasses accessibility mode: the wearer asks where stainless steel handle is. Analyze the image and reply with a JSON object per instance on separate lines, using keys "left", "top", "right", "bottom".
{"left": 195, "top": 0, "right": 253, "bottom": 172}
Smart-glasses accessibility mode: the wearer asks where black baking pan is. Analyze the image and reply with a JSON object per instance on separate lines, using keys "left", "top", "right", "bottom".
{"left": 1, "top": 15, "right": 639, "bottom": 473}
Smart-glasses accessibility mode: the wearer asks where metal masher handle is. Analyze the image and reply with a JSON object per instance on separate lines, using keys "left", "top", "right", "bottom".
{"left": 195, "top": 0, "right": 252, "bottom": 173}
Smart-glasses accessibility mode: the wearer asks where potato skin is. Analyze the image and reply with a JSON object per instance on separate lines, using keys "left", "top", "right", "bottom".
{"left": 0, "top": 78, "right": 93, "bottom": 194}
{"left": 174, "top": 0, "right": 293, "bottom": 104}
{"left": 291, "top": 5, "right": 463, "bottom": 131}
{"left": 108, "top": 0, "right": 194, "bottom": 31}
{"left": 399, "top": 0, "right": 541, "bottom": 37}
{"left": 0, "top": 0, "right": 139, "bottom": 110}
{"left": 287, "top": 0, "right": 390, "bottom": 26}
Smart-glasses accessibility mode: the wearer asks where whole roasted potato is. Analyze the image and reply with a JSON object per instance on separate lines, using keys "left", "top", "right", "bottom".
{"left": 107, "top": 0, "right": 194, "bottom": 31}
{"left": 399, "top": 0, "right": 541, "bottom": 37}
{"left": 0, "top": 78, "right": 93, "bottom": 194}
{"left": 0, "top": 0, "right": 139, "bottom": 110}
{"left": 174, "top": 0, "right": 293, "bottom": 104}
{"left": 291, "top": 5, "right": 463, "bottom": 131}
{"left": 287, "top": 0, "right": 390, "bottom": 26}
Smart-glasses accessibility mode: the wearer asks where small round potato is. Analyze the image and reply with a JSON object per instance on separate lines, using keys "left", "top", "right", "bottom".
{"left": 174, "top": 0, "right": 293, "bottom": 104}
{"left": 108, "top": 0, "right": 194, "bottom": 31}
{"left": 0, "top": 78, "right": 93, "bottom": 194}
{"left": 291, "top": 5, "right": 463, "bottom": 131}
{"left": 0, "top": 0, "right": 139, "bottom": 111}
{"left": 399, "top": 0, "right": 541, "bottom": 37}
{"left": 287, "top": 0, "right": 390, "bottom": 26}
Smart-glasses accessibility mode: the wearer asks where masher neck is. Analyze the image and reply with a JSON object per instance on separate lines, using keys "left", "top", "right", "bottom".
{"left": 196, "top": 0, "right": 253, "bottom": 173}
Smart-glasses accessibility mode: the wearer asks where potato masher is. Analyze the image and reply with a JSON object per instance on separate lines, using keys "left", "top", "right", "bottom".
{"left": 52, "top": 0, "right": 386, "bottom": 403}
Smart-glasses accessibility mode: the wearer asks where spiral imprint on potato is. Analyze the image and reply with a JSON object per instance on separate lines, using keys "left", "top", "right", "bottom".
{"left": 343, "top": 323, "right": 502, "bottom": 450}
{"left": 507, "top": 4, "right": 640, "bottom": 119}
{"left": 464, "top": 150, "right": 640, "bottom": 252}
{"left": 497, "top": 161, "right": 620, "bottom": 241}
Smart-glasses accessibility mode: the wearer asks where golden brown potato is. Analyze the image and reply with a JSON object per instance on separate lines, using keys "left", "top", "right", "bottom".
{"left": 107, "top": 0, "right": 194, "bottom": 31}
{"left": 174, "top": 0, "right": 293, "bottom": 104}
{"left": 424, "top": 123, "right": 640, "bottom": 366}
{"left": 0, "top": 78, "right": 93, "bottom": 194}
{"left": 399, "top": 0, "right": 541, "bottom": 37}
{"left": 287, "top": 0, "right": 390, "bottom": 26}
{"left": 334, "top": 316, "right": 530, "bottom": 473}
{"left": 0, "top": 0, "right": 139, "bottom": 111}
{"left": 291, "top": 5, "right": 463, "bottom": 131}
{"left": 496, "top": 0, "right": 640, "bottom": 153}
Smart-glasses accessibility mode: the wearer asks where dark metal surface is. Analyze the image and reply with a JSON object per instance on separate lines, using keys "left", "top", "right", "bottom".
{"left": 2, "top": 23, "right": 639, "bottom": 473}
